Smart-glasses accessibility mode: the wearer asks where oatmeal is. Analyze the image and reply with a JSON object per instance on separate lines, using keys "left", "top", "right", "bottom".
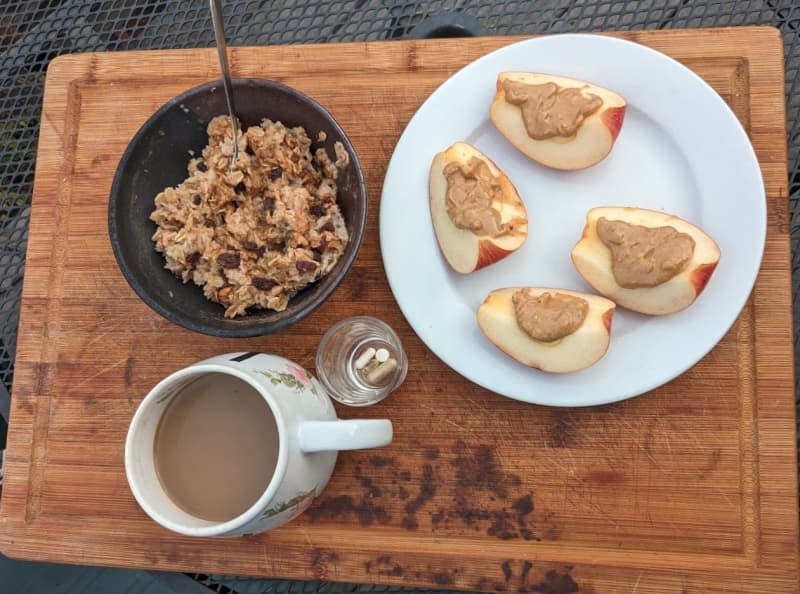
{"left": 150, "top": 115, "right": 350, "bottom": 318}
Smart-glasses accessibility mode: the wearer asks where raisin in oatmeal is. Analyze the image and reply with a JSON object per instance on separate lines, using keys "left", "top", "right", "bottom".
{"left": 150, "top": 115, "right": 350, "bottom": 318}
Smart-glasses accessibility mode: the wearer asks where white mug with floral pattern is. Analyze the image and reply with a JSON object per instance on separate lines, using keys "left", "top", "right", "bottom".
{"left": 125, "top": 352, "right": 392, "bottom": 537}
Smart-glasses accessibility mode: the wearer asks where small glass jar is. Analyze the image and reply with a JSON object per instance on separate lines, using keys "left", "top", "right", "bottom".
{"left": 315, "top": 316, "right": 408, "bottom": 406}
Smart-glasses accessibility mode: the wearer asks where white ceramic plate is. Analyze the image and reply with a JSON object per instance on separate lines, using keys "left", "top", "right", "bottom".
{"left": 379, "top": 34, "right": 765, "bottom": 407}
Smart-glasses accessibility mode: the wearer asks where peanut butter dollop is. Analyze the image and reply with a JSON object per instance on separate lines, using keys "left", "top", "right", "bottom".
{"left": 503, "top": 79, "right": 603, "bottom": 140}
{"left": 512, "top": 290, "right": 589, "bottom": 343}
{"left": 596, "top": 217, "right": 695, "bottom": 288}
{"left": 443, "top": 157, "right": 506, "bottom": 237}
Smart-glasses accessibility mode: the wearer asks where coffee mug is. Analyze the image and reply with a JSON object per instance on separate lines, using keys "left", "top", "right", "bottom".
{"left": 125, "top": 352, "right": 392, "bottom": 537}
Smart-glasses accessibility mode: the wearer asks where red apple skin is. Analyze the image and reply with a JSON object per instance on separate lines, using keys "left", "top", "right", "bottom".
{"left": 476, "top": 240, "right": 514, "bottom": 271}
{"left": 602, "top": 106, "right": 626, "bottom": 141}
{"left": 690, "top": 262, "right": 718, "bottom": 295}
{"left": 602, "top": 308, "right": 614, "bottom": 332}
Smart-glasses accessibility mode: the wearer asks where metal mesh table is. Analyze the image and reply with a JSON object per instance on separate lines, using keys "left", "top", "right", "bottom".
{"left": 0, "top": 1, "right": 797, "bottom": 592}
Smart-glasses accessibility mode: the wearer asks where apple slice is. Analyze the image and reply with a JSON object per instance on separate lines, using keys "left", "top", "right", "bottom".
{"left": 477, "top": 287, "right": 615, "bottom": 373}
{"left": 571, "top": 207, "right": 721, "bottom": 315}
{"left": 429, "top": 141, "right": 528, "bottom": 274}
{"left": 490, "top": 72, "right": 626, "bottom": 170}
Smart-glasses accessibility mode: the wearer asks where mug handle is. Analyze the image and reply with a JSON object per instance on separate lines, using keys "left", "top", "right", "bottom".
{"left": 297, "top": 419, "right": 393, "bottom": 453}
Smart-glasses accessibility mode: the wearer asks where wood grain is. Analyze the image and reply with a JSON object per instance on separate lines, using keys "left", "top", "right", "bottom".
{"left": 0, "top": 27, "right": 797, "bottom": 593}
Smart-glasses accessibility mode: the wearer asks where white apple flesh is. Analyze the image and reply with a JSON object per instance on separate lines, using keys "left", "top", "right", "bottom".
{"left": 429, "top": 141, "right": 528, "bottom": 274}
{"left": 477, "top": 287, "right": 616, "bottom": 373}
{"left": 571, "top": 206, "right": 721, "bottom": 315}
{"left": 490, "top": 72, "right": 626, "bottom": 170}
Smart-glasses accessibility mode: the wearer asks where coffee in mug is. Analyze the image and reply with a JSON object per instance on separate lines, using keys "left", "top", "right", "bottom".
{"left": 125, "top": 353, "right": 393, "bottom": 537}
{"left": 153, "top": 372, "right": 279, "bottom": 522}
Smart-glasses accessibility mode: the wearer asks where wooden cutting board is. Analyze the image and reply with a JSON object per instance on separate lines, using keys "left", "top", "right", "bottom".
{"left": 1, "top": 27, "right": 797, "bottom": 593}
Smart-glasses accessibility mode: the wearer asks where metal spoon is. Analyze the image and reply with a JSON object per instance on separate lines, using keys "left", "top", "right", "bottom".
{"left": 209, "top": 0, "right": 239, "bottom": 170}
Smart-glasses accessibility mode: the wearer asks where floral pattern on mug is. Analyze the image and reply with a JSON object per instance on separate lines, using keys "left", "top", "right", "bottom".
{"left": 259, "top": 487, "right": 316, "bottom": 520}
{"left": 256, "top": 368, "right": 318, "bottom": 396}
{"left": 286, "top": 364, "right": 313, "bottom": 389}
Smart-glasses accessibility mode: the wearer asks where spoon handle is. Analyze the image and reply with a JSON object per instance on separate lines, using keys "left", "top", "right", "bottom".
{"left": 209, "top": 0, "right": 239, "bottom": 168}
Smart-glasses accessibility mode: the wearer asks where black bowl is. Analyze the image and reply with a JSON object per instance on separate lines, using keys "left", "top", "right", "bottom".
{"left": 109, "top": 79, "right": 366, "bottom": 337}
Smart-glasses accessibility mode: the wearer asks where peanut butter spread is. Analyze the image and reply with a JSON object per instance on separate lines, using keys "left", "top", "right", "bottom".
{"left": 596, "top": 217, "right": 695, "bottom": 288}
{"left": 443, "top": 157, "right": 507, "bottom": 237}
{"left": 503, "top": 79, "right": 603, "bottom": 140}
{"left": 512, "top": 290, "right": 589, "bottom": 343}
